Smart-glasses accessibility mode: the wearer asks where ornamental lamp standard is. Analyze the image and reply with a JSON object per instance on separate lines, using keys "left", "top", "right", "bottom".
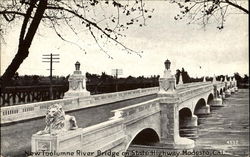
{"left": 164, "top": 59, "right": 171, "bottom": 70}
{"left": 75, "top": 61, "right": 80, "bottom": 71}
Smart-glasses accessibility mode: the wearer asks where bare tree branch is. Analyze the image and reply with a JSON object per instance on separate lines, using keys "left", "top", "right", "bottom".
{"left": 172, "top": 0, "right": 248, "bottom": 29}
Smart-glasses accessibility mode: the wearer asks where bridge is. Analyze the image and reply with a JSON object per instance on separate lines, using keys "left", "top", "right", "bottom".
{"left": 0, "top": 60, "right": 238, "bottom": 156}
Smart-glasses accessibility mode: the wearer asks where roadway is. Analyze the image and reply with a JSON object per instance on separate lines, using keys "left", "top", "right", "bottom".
{"left": 1, "top": 94, "right": 157, "bottom": 157}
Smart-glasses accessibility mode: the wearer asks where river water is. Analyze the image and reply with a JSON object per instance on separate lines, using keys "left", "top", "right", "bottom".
{"left": 128, "top": 89, "right": 249, "bottom": 157}
{"left": 194, "top": 89, "right": 249, "bottom": 156}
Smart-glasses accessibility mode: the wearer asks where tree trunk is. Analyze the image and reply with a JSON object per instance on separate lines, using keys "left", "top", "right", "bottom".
{"left": 1, "top": 46, "right": 29, "bottom": 83}
{"left": 1, "top": 0, "right": 48, "bottom": 85}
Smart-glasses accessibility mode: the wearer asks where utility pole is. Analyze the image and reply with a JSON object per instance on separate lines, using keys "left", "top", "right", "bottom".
{"left": 42, "top": 53, "right": 60, "bottom": 99}
{"left": 112, "top": 69, "right": 123, "bottom": 92}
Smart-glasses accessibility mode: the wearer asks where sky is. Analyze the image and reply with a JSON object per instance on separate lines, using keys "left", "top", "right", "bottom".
{"left": 0, "top": 1, "right": 249, "bottom": 78}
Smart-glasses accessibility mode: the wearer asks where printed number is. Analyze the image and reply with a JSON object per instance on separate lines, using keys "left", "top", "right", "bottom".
{"left": 226, "top": 140, "right": 239, "bottom": 145}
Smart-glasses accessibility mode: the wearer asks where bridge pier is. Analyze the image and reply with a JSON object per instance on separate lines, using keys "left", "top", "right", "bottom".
{"left": 180, "top": 115, "right": 198, "bottom": 128}
{"left": 195, "top": 105, "right": 210, "bottom": 115}
{"left": 179, "top": 115, "right": 198, "bottom": 140}
{"left": 221, "top": 92, "right": 226, "bottom": 99}
{"left": 230, "top": 87, "right": 235, "bottom": 94}
{"left": 225, "top": 89, "right": 231, "bottom": 97}
{"left": 234, "top": 87, "right": 238, "bottom": 92}
{"left": 157, "top": 60, "right": 195, "bottom": 149}
{"left": 233, "top": 78, "right": 238, "bottom": 92}
{"left": 160, "top": 102, "right": 195, "bottom": 149}
{"left": 210, "top": 98, "right": 223, "bottom": 107}
{"left": 189, "top": 115, "right": 198, "bottom": 127}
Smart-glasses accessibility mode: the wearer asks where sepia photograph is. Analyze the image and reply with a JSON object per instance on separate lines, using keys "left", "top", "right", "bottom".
{"left": 0, "top": 0, "right": 249, "bottom": 157}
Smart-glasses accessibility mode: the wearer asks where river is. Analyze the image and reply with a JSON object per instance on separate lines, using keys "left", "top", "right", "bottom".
{"left": 128, "top": 89, "right": 249, "bottom": 157}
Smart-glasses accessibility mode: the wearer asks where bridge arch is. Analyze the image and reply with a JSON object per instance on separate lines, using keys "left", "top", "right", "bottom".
{"left": 220, "top": 89, "right": 223, "bottom": 95}
{"left": 194, "top": 98, "right": 207, "bottom": 115}
{"left": 179, "top": 107, "right": 198, "bottom": 140}
{"left": 207, "top": 93, "right": 214, "bottom": 105}
{"left": 179, "top": 107, "right": 192, "bottom": 135}
{"left": 223, "top": 87, "right": 226, "bottom": 92}
{"left": 179, "top": 107, "right": 192, "bottom": 120}
{"left": 125, "top": 128, "right": 160, "bottom": 151}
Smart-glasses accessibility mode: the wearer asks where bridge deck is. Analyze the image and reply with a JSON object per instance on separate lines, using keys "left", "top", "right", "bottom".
{"left": 1, "top": 81, "right": 226, "bottom": 157}
{"left": 1, "top": 94, "right": 157, "bottom": 157}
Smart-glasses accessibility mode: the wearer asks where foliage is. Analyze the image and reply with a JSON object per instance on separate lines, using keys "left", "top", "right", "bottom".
{"left": 0, "top": 0, "right": 153, "bottom": 82}
{"left": 172, "top": 0, "right": 248, "bottom": 29}
{"left": 175, "top": 68, "right": 192, "bottom": 83}
{"left": 234, "top": 72, "right": 249, "bottom": 88}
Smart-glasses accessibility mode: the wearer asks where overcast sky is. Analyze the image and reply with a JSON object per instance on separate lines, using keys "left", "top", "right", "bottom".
{"left": 1, "top": 1, "right": 248, "bottom": 78}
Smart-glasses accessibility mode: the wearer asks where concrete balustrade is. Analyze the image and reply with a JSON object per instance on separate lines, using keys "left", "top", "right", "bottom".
{"left": 31, "top": 98, "right": 161, "bottom": 156}
{"left": 1, "top": 97, "right": 79, "bottom": 124}
{"left": 31, "top": 118, "right": 126, "bottom": 155}
{"left": 177, "top": 84, "right": 213, "bottom": 103}
{"left": 1, "top": 87, "right": 159, "bottom": 124}
{"left": 110, "top": 98, "right": 161, "bottom": 122}
{"left": 176, "top": 82, "right": 211, "bottom": 90}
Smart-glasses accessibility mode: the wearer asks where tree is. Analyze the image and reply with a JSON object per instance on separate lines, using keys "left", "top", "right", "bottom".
{"left": 0, "top": 0, "right": 153, "bottom": 83}
{"left": 234, "top": 72, "right": 242, "bottom": 82}
{"left": 175, "top": 69, "right": 181, "bottom": 84}
{"left": 181, "top": 68, "right": 191, "bottom": 83}
{"left": 172, "top": 0, "right": 248, "bottom": 29}
{"left": 242, "top": 74, "right": 249, "bottom": 84}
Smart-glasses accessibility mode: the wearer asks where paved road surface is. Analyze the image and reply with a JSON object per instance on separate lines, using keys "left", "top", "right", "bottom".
{"left": 1, "top": 94, "right": 157, "bottom": 157}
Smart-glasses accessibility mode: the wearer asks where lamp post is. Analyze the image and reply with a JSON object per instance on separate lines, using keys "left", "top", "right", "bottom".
{"left": 64, "top": 61, "right": 90, "bottom": 98}
{"left": 163, "top": 59, "right": 172, "bottom": 78}
{"left": 164, "top": 59, "right": 171, "bottom": 70}
{"left": 75, "top": 61, "right": 80, "bottom": 71}
{"left": 159, "top": 59, "right": 176, "bottom": 94}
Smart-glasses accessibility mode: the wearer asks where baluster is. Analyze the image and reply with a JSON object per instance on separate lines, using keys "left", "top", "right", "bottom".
{"left": 23, "top": 91, "right": 26, "bottom": 103}
{"left": 21, "top": 92, "right": 25, "bottom": 103}
{"left": 41, "top": 91, "right": 45, "bottom": 101}
{"left": 27, "top": 91, "right": 31, "bottom": 103}
{"left": 3, "top": 93, "right": 7, "bottom": 106}
{"left": 31, "top": 91, "right": 34, "bottom": 102}
{"left": 36, "top": 91, "right": 39, "bottom": 102}
{"left": 13, "top": 90, "right": 16, "bottom": 105}
{"left": 0, "top": 93, "right": 3, "bottom": 106}
{"left": 6, "top": 92, "right": 10, "bottom": 106}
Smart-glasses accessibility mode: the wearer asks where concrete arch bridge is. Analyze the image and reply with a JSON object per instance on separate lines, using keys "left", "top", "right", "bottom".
{"left": 30, "top": 60, "right": 238, "bottom": 156}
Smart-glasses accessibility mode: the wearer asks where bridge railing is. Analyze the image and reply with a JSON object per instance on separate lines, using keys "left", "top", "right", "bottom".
{"left": 31, "top": 118, "right": 126, "bottom": 153}
{"left": 1, "top": 87, "right": 159, "bottom": 124}
{"left": 79, "top": 118, "right": 125, "bottom": 152}
{"left": 176, "top": 82, "right": 212, "bottom": 91}
{"left": 177, "top": 83, "right": 213, "bottom": 103}
{"left": 90, "top": 87, "right": 159, "bottom": 105}
{"left": 110, "top": 98, "right": 160, "bottom": 122}
{"left": 1, "top": 97, "right": 80, "bottom": 124}
{"left": 213, "top": 81, "right": 225, "bottom": 87}
{"left": 0, "top": 85, "right": 67, "bottom": 107}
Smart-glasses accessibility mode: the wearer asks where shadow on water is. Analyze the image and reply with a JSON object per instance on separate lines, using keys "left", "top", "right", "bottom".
{"left": 180, "top": 126, "right": 199, "bottom": 140}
